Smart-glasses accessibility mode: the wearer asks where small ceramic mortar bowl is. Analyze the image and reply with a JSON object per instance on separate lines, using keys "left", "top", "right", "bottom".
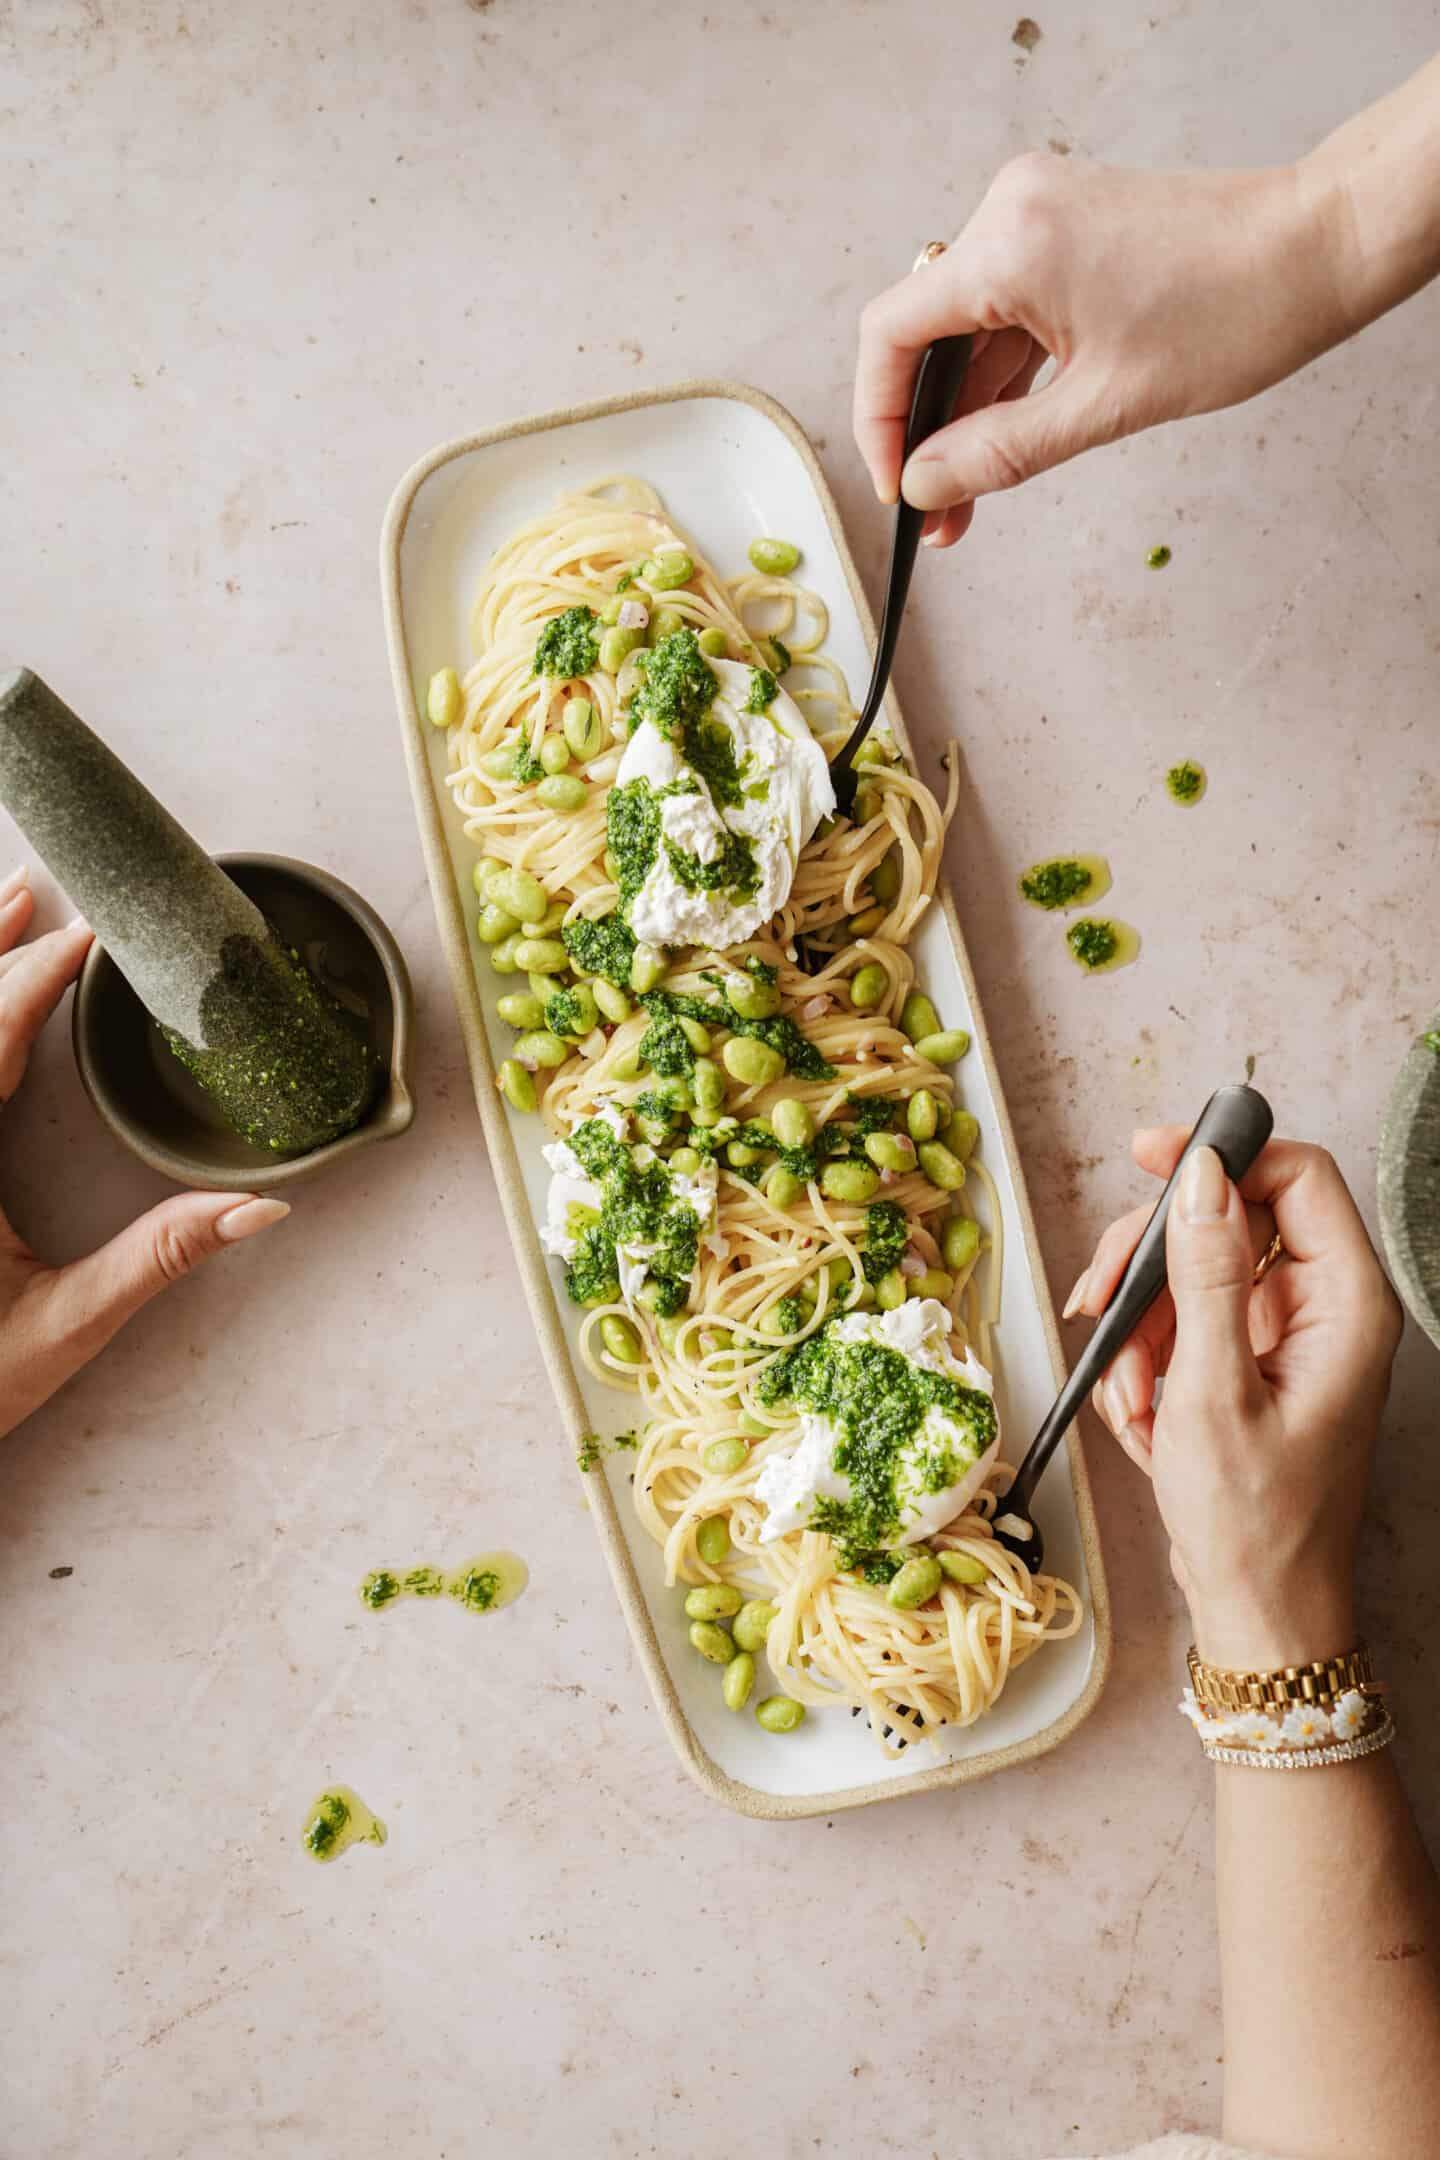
{"left": 73, "top": 853, "right": 415, "bottom": 1192}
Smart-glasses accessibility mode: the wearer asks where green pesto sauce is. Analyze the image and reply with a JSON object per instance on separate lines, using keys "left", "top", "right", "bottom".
{"left": 301, "top": 1785, "right": 386, "bottom": 1863}
{"left": 666, "top": 829, "right": 760, "bottom": 899}
{"left": 577, "top": 1429, "right": 640, "bottom": 1473}
{"left": 561, "top": 910, "right": 635, "bottom": 986}
{"left": 758, "top": 1323, "right": 996, "bottom": 1567}
{"left": 1067, "top": 918, "right": 1118, "bottom": 970}
{"left": 1423, "top": 1029, "right": 1440, "bottom": 1057}
{"left": 544, "top": 986, "right": 588, "bottom": 1038}
{"left": 160, "top": 931, "right": 376, "bottom": 1155}
{"left": 859, "top": 1199, "right": 908, "bottom": 1284}
{"left": 359, "top": 1552, "right": 528, "bottom": 1616}
{"left": 1165, "top": 760, "right": 1206, "bottom": 805}
{"left": 1019, "top": 858, "right": 1095, "bottom": 911}
{"left": 564, "top": 1117, "right": 700, "bottom": 1316}
{"left": 513, "top": 737, "right": 545, "bottom": 784}
{"left": 629, "top": 629, "right": 718, "bottom": 744}
{"left": 769, "top": 636, "right": 792, "bottom": 675}
{"left": 532, "top": 606, "right": 600, "bottom": 679}
{"left": 606, "top": 778, "right": 663, "bottom": 903}
{"left": 637, "top": 986, "right": 833, "bottom": 1084}
{"left": 1146, "top": 544, "right": 1172, "bottom": 570}
{"left": 744, "top": 665, "right": 778, "bottom": 714}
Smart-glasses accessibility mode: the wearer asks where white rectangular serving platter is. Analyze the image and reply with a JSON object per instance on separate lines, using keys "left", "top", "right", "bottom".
{"left": 381, "top": 381, "right": 1110, "bottom": 1817}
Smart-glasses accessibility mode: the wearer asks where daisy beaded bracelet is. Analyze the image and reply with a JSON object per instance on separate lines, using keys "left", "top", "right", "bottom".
{"left": 1179, "top": 1642, "right": 1394, "bottom": 1768}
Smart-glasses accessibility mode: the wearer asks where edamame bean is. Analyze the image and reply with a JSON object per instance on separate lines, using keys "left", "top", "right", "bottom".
{"left": 918, "top": 1141, "right": 966, "bottom": 1192}
{"left": 864, "top": 1132, "right": 915, "bottom": 1174}
{"left": 907, "top": 1090, "right": 940, "bottom": 1143}
{"left": 536, "top": 899, "right": 569, "bottom": 935}
{"left": 691, "top": 1056, "right": 726, "bottom": 1114}
{"left": 732, "top": 1599, "right": 778, "bottom": 1653}
{"left": 907, "top": 1268, "right": 954, "bottom": 1301}
{"left": 549, "top": 984, "right": 598, "bottom": 1037}
{"left": 476, "top": 903, "right": 519, "bottom": 945}
{"left": 685, "top": 1581, "right": 743, "bottom": 1620}
{"left": 900, "top": 991, "right": 940, "bottom": 1043}
{"left": 722, "top": 1037, "right": 786, "bottom": 1088}
{"left": 528, "top": 972, "right": 565, "bottom": 1006}
{"left": 689, "top": 1620, "right": 734, "bottom": 1664}
{"left": 820, "top": 1159, "right": 880, "bottom": 1204}
{"left": 489, "top": 933, "right": 523, "bottom": 974}
{"left": 563, "top": 698, "right": 603, "bottom": 761}
{"left": 591, "top": 979, "right": 633, "bottom": 1025}
{"left": 426, "top": 666, "right": 462, "bottom": 729}
{"left": 763, "top": 1165, "right": 806, "bottom": 1209}
{"left": 536, "top": 773, "right": 589, "bottom": 813}
{"left": 481, "top": 743, "right": 520, "bottom": 780}
{"left": 941, "top": 1215, "right": 981, "bottom": 1273}
{"left": 497, "top": 1059, "right": 536, "bottom": 1112}
{"left": 849, "top": 963, "right": 889, "bottom": 1011}
{"left": 629, "top": 943, "right": 666, "bottom": 994}
{"left": 770, "top": 1097, "right": 815, "bottom": 1149}
{"left": 727, "top": 1140, "right": 766, "bottom": 1167}
{"left": 737, "top": 1412, "right": 769, "bottom": 1439}
{"left": 643, "top": 551, "right": 694, "bottom": 590}
{"left": 869, "top": 852, "right": 901, "bottom": 903}
{"left": 724, "top": 972, "right": 782, "bottom": 1020}
{"left": 512, "top": 1029, "right": 569, "bottom": 1070}
{"left": 512, "top": 936, "right": 570, "bottom": 974}
{"left": 668, "top": 1146, "right": 703, "bottom": 1175}
{"left": 748, "top": 535, "right": 801, "bottom": 576}
{"left": 678, "top": 1015, "right": 712, "bottom": 1054}
{"left": 598, "top": 595, "right": 625, "bottom": 626}
{"left": 490, "top": 867, "right": 549, "bottom": 924}
{"left": 472, "top": 857, "right": 504, "bottom": 899}
{"left": 648, "top": 604, "right": 686, "bottom": 642}
{"left": 602, "top": 847, "right": 621, "bottom": 883}
{"left": 538, "top": 735, "right": 571, "bottom": 775}
{"left": 654, "top": 1314, "right": 685, "bottom": 1355}
{"left": 756, "top": 1695, "right": 805, "bottom": 1733}
{"left": 695, "top": 1516, "right": 731, "bottom": 1565}
{"left": 599, "top": 1315, "right": 642, "bottom": 1365}
{"left": 702, "top": 1437, "right": 749, "bottom": 1477}
{"left": 887, "top": 1553, "right": 943, "bottom": 1609}
{"left": 854, "top": 737, "right": 887, "bottom": 766}
{"left": 876, "top": 1266, "right": 907, "bottom": 1312}
{"left": 938, "top": 1549, "right": 988, "bottom": 1586}
{"left": 914, "top": 1028, "right": 970, "bottom": 1066}
{"left": 723, "top": 1651, "right": 756, "bottom": 1712}
{"left": 848, "top": 905, "right": 887, "bottom": 937}
{"left": 497, "top": 992, "right": 545, "bottom": 1030}
{"left": 852, "top": 784, "right": 882, "bottom": 825}
{"left": 697, "top": 626, "right": 729, "bottom": 657}
{"left": 946, "top": 1109, "right": 980, "bottom": 1162}
{"left": 599, "top": 624, "right": 644, "bottom": 673}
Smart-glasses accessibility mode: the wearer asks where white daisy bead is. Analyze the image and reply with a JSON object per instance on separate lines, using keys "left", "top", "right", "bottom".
{"left": 1281, "top": 1703, "right": 1333, "bottom": 1748}
{"left": 1331, "top": 1688, "right": 1369, "bottom": 1741}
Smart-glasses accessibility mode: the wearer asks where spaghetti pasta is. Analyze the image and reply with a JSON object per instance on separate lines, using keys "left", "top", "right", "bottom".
{"left": 437, "top": 479, "right": 1080, "bottom": 1756}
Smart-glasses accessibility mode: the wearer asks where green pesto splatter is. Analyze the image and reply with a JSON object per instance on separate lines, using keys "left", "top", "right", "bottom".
{"left": 1165, "top": 760, "right": 1206, "bottom": 806}
{"left": 1067, "top": 918, "right": 1119, "bottom": 970}
{"left": 301, "top": 1786, "right": 386, "bottom": 1863}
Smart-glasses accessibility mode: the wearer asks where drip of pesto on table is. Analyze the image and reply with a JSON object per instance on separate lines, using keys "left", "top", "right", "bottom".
{"left": 161, "top": 930, "right": 375, "bottom": 1153}
{"left": 1065, "top": 916, "right": 1141, "bottom": 974}
{"left": 1017, "top": 853, "right": 1111, "bottom": 912}
{"left": 360, "top": 1552, "right": 528, "bottom": 1614}
{"left": 1164, "top": 760, "right": 1206, "bottom": 805}
{"left": 301, "top": 1785, "right": 386, "bottom": 1862}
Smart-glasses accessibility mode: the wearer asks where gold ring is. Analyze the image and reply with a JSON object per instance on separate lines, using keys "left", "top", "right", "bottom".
{"left": 1253, "top": 1232, "right": 1286, "bottom": 1284}
{"left": 912, "top": 240, "right": 948, "bottom": 272}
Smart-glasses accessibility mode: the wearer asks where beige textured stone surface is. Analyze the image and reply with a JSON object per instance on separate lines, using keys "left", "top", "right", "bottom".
{"left": 3, "top": 4, "right": 1437, "bottom": 2155}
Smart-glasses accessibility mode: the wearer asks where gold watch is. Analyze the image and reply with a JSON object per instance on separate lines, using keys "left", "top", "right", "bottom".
{"left": 1186, "top": 1641, "right": 1378, "bottom": 1714}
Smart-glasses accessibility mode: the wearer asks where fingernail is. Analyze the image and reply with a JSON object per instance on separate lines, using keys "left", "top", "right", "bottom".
{"left": 1101, "top": 1377, "right": 1127, "bottom": 1431}
{"left": 1178, "top": 1145, "right": 1227, "bottom": 1222}
{"left": 66, "top": 912, "right": 91, "bottom": 933}
{"left": 1062, "top": 1267, "right": 1091, "bottom": 1320}
{"left": 216, "top": 1196, "right": 291, "bottom": 1242}
{"left": 0, "top": 864, "right": 28, "bottom": 901}
{"left": 878, "top": 480, "right": 899, "bottom": 506}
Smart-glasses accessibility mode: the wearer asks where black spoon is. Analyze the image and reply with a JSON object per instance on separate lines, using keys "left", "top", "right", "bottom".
{"left": 991, "top": 1084, "right": 1276, "bottom": 1574}
{"left": 829, "top": 326, "right": 973, "bottom": 816}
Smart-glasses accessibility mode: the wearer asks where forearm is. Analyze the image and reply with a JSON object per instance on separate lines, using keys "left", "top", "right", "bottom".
{"left": 1218, "top": 1750, "right": 1440, "bottom": 2158}
{"left": 1301, "top": 52, "right": 1440, "bottom": 339}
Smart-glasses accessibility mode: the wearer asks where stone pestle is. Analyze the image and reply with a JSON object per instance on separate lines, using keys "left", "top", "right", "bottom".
{"left": 0, "top": 667, "right": 375, "bottom": 1154}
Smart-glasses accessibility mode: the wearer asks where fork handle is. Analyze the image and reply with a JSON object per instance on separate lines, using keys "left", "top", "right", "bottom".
{"left": 1005, "top": 1084, "right": 1276, "bottom": 1515}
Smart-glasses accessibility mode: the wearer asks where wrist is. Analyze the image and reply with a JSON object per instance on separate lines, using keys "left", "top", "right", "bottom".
{"left": 1187, "top": 1580, "right": 1358, "bottom": 1672}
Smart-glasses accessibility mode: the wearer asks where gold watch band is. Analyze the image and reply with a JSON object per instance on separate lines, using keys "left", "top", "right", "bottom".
{"left": 1187, "top": 1640, "right": 1377, "bottom": 1713}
